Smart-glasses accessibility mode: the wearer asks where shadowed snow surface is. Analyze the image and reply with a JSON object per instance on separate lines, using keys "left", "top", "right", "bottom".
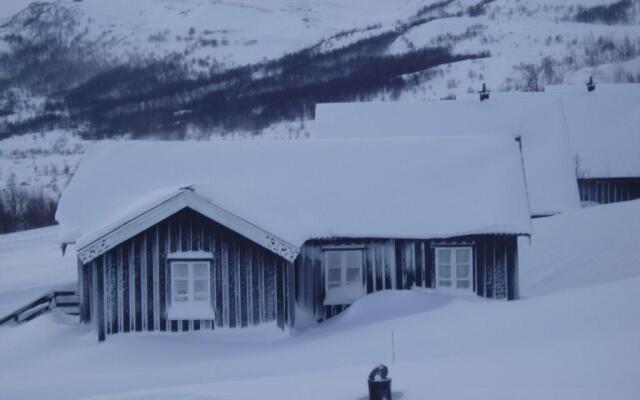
{"left": 0, "top": 201, "right": 639, "bottom": 399}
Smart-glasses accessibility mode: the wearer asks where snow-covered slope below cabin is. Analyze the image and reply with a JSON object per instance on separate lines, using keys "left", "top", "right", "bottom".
{"left": 520, "top": 199, "right": 640, "bottom": 296}
{"left": 1, "top": 198, "right": 639, "bottom": 399}
{"left": 0, "top": 225, "right": 76, "bottom": 317}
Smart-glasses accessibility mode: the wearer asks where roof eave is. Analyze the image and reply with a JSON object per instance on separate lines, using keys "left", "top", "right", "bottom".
{"left": 76, "top": 190, "right": 300, "bottom": 264}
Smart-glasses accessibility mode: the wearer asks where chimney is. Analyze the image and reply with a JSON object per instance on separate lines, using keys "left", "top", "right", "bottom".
{"left": 586, "top": 76, "right": 596, "bottom": 92}
{"left": 479, "top": 83, "right": 490, "bottom": 101}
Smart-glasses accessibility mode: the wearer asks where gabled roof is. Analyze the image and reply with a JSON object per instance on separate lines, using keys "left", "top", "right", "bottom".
{"left": 314, "top": 98, "right": 582, "bottom": 216}
{"left": 57, "top": 138, "right": 532, "bottom": 262}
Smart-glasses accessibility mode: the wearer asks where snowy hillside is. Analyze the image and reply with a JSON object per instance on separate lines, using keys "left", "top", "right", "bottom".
{"left": 0, "top": 200, "right": 639, "bottom": 399}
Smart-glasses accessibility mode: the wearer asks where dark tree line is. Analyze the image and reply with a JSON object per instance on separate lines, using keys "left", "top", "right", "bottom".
{"left": 0, "top": 188, "right": 57, "bottom": 234}
{"left": 0, "top": 0, "right": 489, "bottom": 140}
{"left": 574, "top": 0, "right": 634, "bottom": 24}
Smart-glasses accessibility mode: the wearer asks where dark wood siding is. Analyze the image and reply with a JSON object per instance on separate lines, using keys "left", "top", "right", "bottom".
{"left": 578, "top": 178, "right": 640, "bottom": 205}
{"left": 80, "top": 207, "right": 293, "bottom": 341}
{"left": 293, "top": 235, "right": 519, "bottom": 330}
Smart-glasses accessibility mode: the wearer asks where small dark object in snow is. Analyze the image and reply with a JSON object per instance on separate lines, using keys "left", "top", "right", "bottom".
{"left": 587, "top": 76, "right": 596, "bottom": 92}
{"left": 479, "top": 83, "right": 490, "bottom": 101}
{"left": 368, "top": 364, "right": 392, "bottom": 400}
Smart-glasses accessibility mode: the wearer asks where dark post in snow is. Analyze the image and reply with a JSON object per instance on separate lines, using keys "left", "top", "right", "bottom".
{"left": 368, "top": 364, "right": 392, "bottom": 400}
{"left": 479, "top": 83, "right": 490, "bottom": 101}
{"left": 587, "top": 76, "right": 596, "bottom": 92}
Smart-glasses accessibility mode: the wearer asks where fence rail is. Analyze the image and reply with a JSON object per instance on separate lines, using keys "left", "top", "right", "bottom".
{"left": 0, "top": 291, "right": 78, "bottom": 326}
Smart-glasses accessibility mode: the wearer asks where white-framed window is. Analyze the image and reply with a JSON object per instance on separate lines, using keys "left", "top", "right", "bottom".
{"left": 435, "top": 247, "right": 473, "bottom": 291}
{"left": 168, "top": 261, "right": 214, "bottom": 320}
{"left": 323, "top": 248, "right": 365, "bottom": 305}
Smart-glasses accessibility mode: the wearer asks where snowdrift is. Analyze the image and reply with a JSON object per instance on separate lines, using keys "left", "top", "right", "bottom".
{"left": 520, "top": 199, "right": 640, "bottom": 296}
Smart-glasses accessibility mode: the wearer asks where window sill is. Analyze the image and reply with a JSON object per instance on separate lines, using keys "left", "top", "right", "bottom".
{"left": 167, "top": 303, "right": 215, "bottom": 320}
{"left": 323, "top": 287, "right": 365, "bottom": 306}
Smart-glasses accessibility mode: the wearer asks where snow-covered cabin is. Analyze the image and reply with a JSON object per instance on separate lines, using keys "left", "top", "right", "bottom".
{"left": 455, "top": 83, "right": 640, "bottom": 206}
{"left": 57, "top": 138, "right": 531, "bottom": 341}
{"left": 314, "top": 97, "right": 582, "bottom": 217}
{"left": 544, "top": 84, "right": 640, "bottom": 205}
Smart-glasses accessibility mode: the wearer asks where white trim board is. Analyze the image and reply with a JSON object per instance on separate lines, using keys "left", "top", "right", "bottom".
{"left": 77, "top": 189, "right": 300, "bottom": 264}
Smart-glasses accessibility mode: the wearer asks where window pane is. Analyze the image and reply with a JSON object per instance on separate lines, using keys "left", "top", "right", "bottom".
{"left": 328, "top": 283, "right": 341, "bottom": 290}
{"left": 457, "top": 264, "right": 470, "bottom": 278}
{"left": 438, "top": 280, "right": 452, "bottom": 287}
{"left": 344, "top": 250, "right": 362, "bottom": 268}
{"left": 326, "top": 252, "right": 341, "bottom": 268}
{"left": 194, "top": 279, "right": 208, "bottom": 294}
{"left": 173, "top": 280, "right": 188, "bottom": 301}
{"left": 456, "top": 249, "right": 471, "bottom": 264}
{"left": 437, "top": 249, "right": 451, "bottom": 263}
{"left": 438, "top": 264, "right": 451, "bottom": 279}
{"left": 346, "top": 267, "right": 360, "bottom": 283}
{"left": 173, "top": 263, "right": 188, "bottom": 278}
{"left": 457, "top": 280, "right": 470, "bottom": 289}
{"left": 328, "top": 267, "right": 341, "bottom": 283}
{"left": 193, "top": 263, "right": 209, "bottom": 278}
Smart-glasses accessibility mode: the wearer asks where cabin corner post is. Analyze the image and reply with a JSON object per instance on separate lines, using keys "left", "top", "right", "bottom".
{"left": 77, "top": 257, "right": 91, "bottom": 323}
{"left": 286, "top": 259, "right": 295, "bottom": 334}
{"left": 508, "top": 235, "right": 520, "bottom": 301}
{"left": 77, "top": 258, "right": 84, "bottom": 323}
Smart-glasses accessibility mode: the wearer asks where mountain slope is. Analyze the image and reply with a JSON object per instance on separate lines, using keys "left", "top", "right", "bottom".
{"left": 1, "top": 0, "right": 639, "bottom": 139}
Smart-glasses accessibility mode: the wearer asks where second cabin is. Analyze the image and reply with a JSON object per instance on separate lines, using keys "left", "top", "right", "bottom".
{"left": 56, "top": 137, "right": 532, "bottom": 341}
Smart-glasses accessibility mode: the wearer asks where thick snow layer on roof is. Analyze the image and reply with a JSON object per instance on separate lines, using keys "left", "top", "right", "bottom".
{"left": 315, "top": 99, "right": 581, "bottom": 216}
{"left": 459, "top": 84, "right": 640, "bottom": 178}
{"left": 546, "top": 84, "right": 640, "bottom": 178}
{"left": 56, "top": 138, "right": 531, "bottom": 249}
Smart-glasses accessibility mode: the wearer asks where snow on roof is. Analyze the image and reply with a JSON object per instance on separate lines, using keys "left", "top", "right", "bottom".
{"left": 457, "top": 84, "right": 640, "bottom": 179}
{"left": 56, "top": 138, "right": 532, "bottom": 252}
{"left": 314, "top": 98, "right": 581, "bottom": 216}
{"left": 545, "top": 84, "right": 640, "bottom": 179}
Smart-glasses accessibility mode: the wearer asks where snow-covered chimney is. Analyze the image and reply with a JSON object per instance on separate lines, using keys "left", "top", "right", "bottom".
{"left": 587, "top": 76, "right": 596, "bottom": 92}
{"left": 479, "top": 83, "right": 490, "bottom": 101}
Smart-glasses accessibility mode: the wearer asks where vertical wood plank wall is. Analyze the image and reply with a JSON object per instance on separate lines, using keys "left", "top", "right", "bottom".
{"left": 294, "top": 235, "right": 519, "bottom": 330}
{"left": 578, "top": 178, "right": 640, "bottom": 205}
{"left": 80, "top": 208, "right": 293, "bottom": 341}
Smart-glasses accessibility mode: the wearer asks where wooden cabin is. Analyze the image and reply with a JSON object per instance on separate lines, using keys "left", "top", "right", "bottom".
{"left": 56, "top": 138, "right": 532, "bottom": 341}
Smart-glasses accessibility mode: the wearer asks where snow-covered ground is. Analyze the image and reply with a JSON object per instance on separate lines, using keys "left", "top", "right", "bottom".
{"left": 0, "top": 225, "right": 76, "bottom": 316}
{"left": 0, "top": 201, "right": 639, "bottom": 399}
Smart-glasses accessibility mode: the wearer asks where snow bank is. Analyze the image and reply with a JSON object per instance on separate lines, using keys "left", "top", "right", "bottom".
{"left": 520, "top": 199, "right": 640, "bottom": 296}
{"left": 2, "top": 274, "right": 639, "bottom": 399}
{"left": 3, "top": 200, "right": 640, "bottom": 399}
{"left": 56, "top": 137, "right": 532, "bottom": 250}
{"left": 314, "top": 98, "right": 581, "bottom": 216}
{"left": 318, "top": 289, "right": 459, "bottom": 331}
{"left": 0, "top": 226, "right": 76, "bottom": 316}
